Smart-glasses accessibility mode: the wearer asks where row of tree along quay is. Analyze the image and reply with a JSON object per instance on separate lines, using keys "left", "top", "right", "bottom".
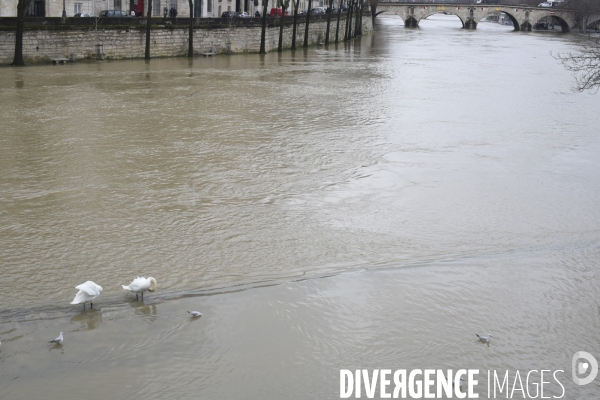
{"left": 266, "top": 0, "right": 367, "bottom": 54}
{"left": 554, "top": 0, "right": 600, "bottom": 93}
{"left": 9, "top": 0, "right": 366, "bottom": 65}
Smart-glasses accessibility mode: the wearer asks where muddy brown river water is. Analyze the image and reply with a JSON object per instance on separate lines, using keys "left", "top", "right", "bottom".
{"left": 1, "top": 15, "right": 599, "bottom": 400}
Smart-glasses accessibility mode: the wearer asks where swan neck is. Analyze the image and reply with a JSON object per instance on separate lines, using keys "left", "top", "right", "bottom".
{"left": 149, "top": 277, "right": 157, "bottom": 292}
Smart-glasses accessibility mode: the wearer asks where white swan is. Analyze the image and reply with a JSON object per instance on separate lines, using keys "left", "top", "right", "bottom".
{"left": 122, "top": 276, "right": 157, "bottom": 300}
{"left": 71, "top": 281, "right": 103, "bottom": 309}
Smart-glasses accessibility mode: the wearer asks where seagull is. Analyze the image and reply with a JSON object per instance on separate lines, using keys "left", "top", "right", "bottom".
{"left": 49, "top": 332, "right": 64, "bottom": 344}
{"left": 188, "top": 311, "right": 202, "bottom": 317}
{"left": 476, "top": 333, "right": 492, "bottom": 342}
{"left": 71, "top": 281, "right": 103, "bottom": 309}
{"left": 122, "top": 277, "right": 158, "bottom": 300}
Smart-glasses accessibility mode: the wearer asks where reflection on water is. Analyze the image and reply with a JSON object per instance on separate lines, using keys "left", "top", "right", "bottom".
{"left": 70, "top": 310, "right": 103, "bottom": 331}
{"left": 0, "top": 14, "right": 599, "bottom": 400}
{"left": 131, "top": 301, "right": 158, "bottom": 316}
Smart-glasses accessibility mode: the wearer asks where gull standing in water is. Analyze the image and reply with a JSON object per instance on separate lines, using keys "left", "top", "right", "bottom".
{"left": 476, "top": 333, "right": 492, "bottom": 343}
{"left": 188, "top": 311, "right": 202, "bottom": 317}
{"left": 71, "top": 281, "right": 103, "bottom": 309}
{"left": 122, "top": 276, "right": 157, "bottom": 300}
{"left": 49, "top": 332, "right": 64, "bottom": 344}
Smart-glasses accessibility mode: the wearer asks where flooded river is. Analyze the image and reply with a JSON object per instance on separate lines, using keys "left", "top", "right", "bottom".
{"left": 1, "top": 15, "right": 599, "bottom": 399}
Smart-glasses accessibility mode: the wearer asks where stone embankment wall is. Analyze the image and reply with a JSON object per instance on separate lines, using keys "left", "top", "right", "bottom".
{"left": 0, "top": 16, "right": 372, "bottom": 64}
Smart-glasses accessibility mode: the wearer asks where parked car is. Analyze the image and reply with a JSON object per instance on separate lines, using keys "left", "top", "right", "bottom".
{"left": 221, "top": 10, "right": 237, "bottom": 17}
{"left": 238, "top": 11, "right": 251, "bottom": 17}
{"left": 538, "top": 2, "right": 552, "bottom": 6}
{"left": 341, "top": 4, "right": 348, "bottom": 11}
{"left": 74, "top": 12, "right": 95, "bottom": 17}
{"left": 99, "top": 10, "right": 132, "bottom": 17}
{"left": 269, "top": 7, "right": 289, "bottom": 17}
{"left": 311, "top": 7, "right": 325, "bottom": 14}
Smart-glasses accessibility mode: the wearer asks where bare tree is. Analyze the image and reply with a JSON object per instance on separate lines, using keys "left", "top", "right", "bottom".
{"left": 188, "top": 0, "right": 194, "bottom": 57}
{"left": 291, "top": 0, "right": 300, "bottom": 50}
{"left": 565, "top": 0, "right": 600, "bottom": 31}
{"left": 344, "top": 0, "right": 354, "bottom": 40}
{"left": 260, "top": 0, "right": 269, "bottom": 54}
{"left": 370, "top": 0, "right": 380, "bottom": 25}
{"left": 335, "top": 1, "right": 342, "bottom": 43}
{"left": 12, "top": 0, "right": 33, "bottom": 66}
{"left": 354, "top": 0, "right": 362, "bottom": 37}
{"left": 358, "top": 0, "right": 364, "bottom": 35}
{"left": 303, "top": 0, "right": 313, "bottom": 48}
{"left": 325, "top": 0, "right": 334, "bottom": 45}
{"left": 555, "top": 38, "right": 600, "bottom": 93}
{"left": 145, "top": 0, "right": 153, "bottom": 59}
{"left": 278, "top": 0, "right": 290, "bottom": 52}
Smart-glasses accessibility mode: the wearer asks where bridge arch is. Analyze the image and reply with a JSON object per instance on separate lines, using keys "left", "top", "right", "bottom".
{"left": 479, "top": 10, "right": 520, "bottom": 31}
{"left": 532, "top": 12, "right": 571, "bottom": 32}
{"left": 586, "top": 18, "right": 600, "bottom": 32}
{"left": 419, "top": 11, "right": 466, "bottom": 28}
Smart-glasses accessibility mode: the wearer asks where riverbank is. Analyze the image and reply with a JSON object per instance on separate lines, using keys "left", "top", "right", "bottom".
{"left": 0, "top": 14, "right": 372, "bottom": 64}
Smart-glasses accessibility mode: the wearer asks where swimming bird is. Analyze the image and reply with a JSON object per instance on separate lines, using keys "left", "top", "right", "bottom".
{"left": 122, "top": 276, "right": 157, "bottom": 300}
{"left": 71, "top": 281, "right": 103, "bottom": 309}
{"left": 476, "top": 333, "right": 492, "bottom": 342}
{"left": 188, "top": 311, "right": 202, "bottom": 317}
{"left": 49, "top": 332, "right": 64, "bottom": 344}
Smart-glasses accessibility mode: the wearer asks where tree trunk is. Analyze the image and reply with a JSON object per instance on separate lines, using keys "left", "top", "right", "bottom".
{"left": 354, "top": 0, "right": 361, "bottom": 37}
{"left": 278, "top": 5, "right": 286, "bottom": 52}
{"left": 188, "top": 0, "right": 194, "bottom": 57}
{"left": 324, "top": 0, "right": 333, "bottom": 45}
{"left": 349, "top": 0, "right": 355, "bottom": 37}
{"left": 334, "top": 2, "right": 342, "bottom": 44}
{"left": 12, "top": 0, "right": 32, "bottom": 66}
{"left": 291, "top": 0, "right": 300, "bottom": 50}
{"left": 260, "top": 0, "right": 269, "bottom": 54}
{"left": 303, "top": 0, "right": 312, "bottom": 48}
{"left": 145, "top": 0, "right": 153, "bottom": 59}
{"left": 358, "top": 0, "right": 363, "bottom": 35}
{"left": 370, "top": 0, "right": 378, "bottom": 26}
{"left": 344, "top": 0, "right": 353, "bottom": 41}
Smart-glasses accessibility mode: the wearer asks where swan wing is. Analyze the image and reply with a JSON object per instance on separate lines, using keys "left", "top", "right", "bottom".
{"left": 71, "top": 290, "right": 93, "bottom": 304}
{"left": 75, "top": 281, "right": 101, "bottom": 296}
{"left": 126, "top": 277, "right": 151, "bottom": 292}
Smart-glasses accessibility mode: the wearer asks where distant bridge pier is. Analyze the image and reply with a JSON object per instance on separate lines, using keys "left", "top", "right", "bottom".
{"left": 405, "top": 16, "right": 418, "bottom": 28}
{"left": 465, "top": 18, "right": 477, "bottom": 30}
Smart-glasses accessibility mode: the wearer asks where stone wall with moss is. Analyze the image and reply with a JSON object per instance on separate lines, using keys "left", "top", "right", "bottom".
{"left": 0, "top": 15, "right": 372, "bottom": 64}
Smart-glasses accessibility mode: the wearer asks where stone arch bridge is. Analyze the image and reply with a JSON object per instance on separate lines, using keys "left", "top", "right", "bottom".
{"left": 377, "top": 3, "right": 597, "bottom": 32}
